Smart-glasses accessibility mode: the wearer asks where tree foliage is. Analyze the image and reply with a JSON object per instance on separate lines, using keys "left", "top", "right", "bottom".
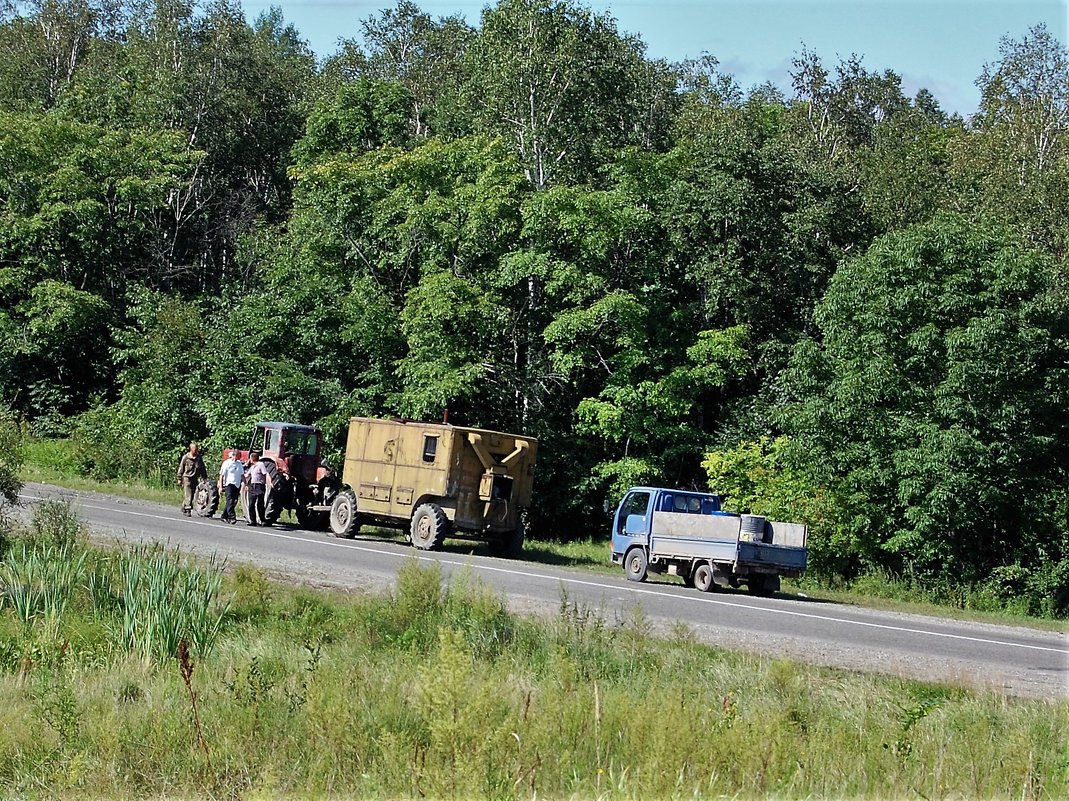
{"left": 783, "top": 215, "right": 1069, "bottom": 597}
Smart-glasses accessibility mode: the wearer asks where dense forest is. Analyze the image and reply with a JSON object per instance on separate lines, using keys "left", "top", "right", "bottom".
{"left": 0, "top": 0, "right": 1066, "bottom": 614}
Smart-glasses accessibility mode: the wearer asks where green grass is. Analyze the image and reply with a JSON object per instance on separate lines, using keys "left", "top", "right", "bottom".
{"left": 0, "top": 517, "right": 1065, "bottom": 800}
{"left": 18, "top": 438, "right": 1068, "bottom": 631}
{"left": 21, "top": 438, "right": 181, "bottom": 506}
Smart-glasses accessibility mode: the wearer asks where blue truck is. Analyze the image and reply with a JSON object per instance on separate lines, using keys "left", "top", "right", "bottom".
{"left": 609, "top": 487, "right": 808, "bottom": 595}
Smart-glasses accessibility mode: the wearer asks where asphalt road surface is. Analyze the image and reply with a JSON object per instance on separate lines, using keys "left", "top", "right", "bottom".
{"left": 17, "top": 482, "right": 1069, "bottom": 700}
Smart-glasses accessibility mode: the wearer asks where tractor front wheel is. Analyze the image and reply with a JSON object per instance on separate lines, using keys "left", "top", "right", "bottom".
{"left": 296, "top": 504, "right": 329, "bottom": 531}
{"left": 192, "top": 481, "right": 219, "bottom": 518}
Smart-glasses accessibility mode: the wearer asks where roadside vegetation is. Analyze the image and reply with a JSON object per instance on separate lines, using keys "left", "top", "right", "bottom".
{"left": 0, "top": 501, "right": 1065, "bottom": 800}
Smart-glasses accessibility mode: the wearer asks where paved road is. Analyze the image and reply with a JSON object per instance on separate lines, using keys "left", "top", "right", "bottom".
{"left": 18, "top": 482, "right": 1069, "bottom": 700}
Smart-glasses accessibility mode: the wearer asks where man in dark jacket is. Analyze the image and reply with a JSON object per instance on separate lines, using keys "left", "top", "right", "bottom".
{"left": 176, "top": 442, "right": 208, "bottom": 517}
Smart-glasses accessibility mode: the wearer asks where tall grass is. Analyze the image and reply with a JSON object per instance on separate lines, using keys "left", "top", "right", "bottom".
{"left": 0, "top": 543, "right": 88, "bottom": 624}
{"left": 0, "top": 543, "right": 1063, "bottom": 800}
{"left": 118, "top": 544, "right": 228, "bottom": 662}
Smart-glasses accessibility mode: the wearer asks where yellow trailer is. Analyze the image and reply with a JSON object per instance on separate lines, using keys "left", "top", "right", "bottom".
{"left": 328, "top": 417, "right": 537, "bottom": 557}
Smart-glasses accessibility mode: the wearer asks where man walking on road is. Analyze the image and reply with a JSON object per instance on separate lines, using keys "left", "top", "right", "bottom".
{"left": 176, "top": 442, "right": 207, "bottom": 517}
{"left": 246, "top": 451, "right": 269, "bottom": 526}
{"left": 218, "top": 449, "right": 244, "bottom": 523}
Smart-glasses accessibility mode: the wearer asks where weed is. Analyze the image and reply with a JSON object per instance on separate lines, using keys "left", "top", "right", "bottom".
{"left": 285, "top": 642, "right": 322, "bottom": 714}
{"left": 116, "top": 680, "right": 143, "bottom": 703}
{"left": 0, "top": 542, "right": 88, "bottom": 625}
{"left": 29, "top": 500, "right": 83, "bottom": 550}
{"left": 119, "top": 544, "right": 228, "bottom": 663}
{"left": 177, "top": 639, "right": 213, "bottom": 778}
{"left": 887, "top": 691, "right": 945, "bottom": 759}
{"left": 230, "top": 565, "right": 274, "bottom": 621}
{"left": 30, "top": 640, "right": 80, "bottom": 750}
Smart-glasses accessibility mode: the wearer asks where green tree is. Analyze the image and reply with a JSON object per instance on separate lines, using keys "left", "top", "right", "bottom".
{"left": 0, "top": 409, "right": 24, "bottom": 523}
{"left": 783, "top": 214, "right": 1069, "bottom": 605}
{"left": 464, "top": 0, "right": 676, "bottom": 187}
{"left": 0, "top": 110, "right": 201, "bottom": 297}
{"left": 354, "top": 0, "right": 474, "bottom": 138}
{"left": 952, "top": 23, "right": 1069, "bottom": 258}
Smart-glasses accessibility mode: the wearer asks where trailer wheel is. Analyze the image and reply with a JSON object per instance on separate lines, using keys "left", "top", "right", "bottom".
{"left": 488, "top": 520, "right": 524, "bottom": 559}
{"left": 410, "top": 503, "right": 448, "bottom": 550}
{"left": 624, "top": 547, "right": 648, "bottom": 582}
{"left": 192, "top": 480, "right": 219, "bottom": 518}
{"left": 329, "top": 489, "right": 359, "bottom": 538}
{"left": 693, "top": 562, "right": 715, "bottom": 593}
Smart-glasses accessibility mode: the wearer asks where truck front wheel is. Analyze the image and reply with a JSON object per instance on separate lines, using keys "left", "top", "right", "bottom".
{"left": 693, "top": 562, "right": 715, "bottom": 593}
{"left": 624, "top": 547, "right": 648, "bottom": 582}
{"left": 410, "top": 503, "right": 448, "bottom": 550}
{"left": 329, "top": 489, "right": 359, "bottom": 539}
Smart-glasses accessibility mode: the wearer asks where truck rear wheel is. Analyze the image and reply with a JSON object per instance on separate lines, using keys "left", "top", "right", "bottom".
{"left": 410, "top": 503, "right": 448, "bottom": 550}
{"left": 192, "top": 481, "right": 219, "bottom": 518}
{"left": 329, "top": 489, "right": 359, "bottom": 538}
{"left": 693, "top": 562, "right": 715, "bottom": 593}
{"left": 747, "top": 574, "right": 780, "bottom": 596}
{"left": 624, "top": 547, "right": 648, "bottom": 582}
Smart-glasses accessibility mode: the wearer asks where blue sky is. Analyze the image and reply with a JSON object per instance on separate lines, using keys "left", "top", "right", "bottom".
{"left": 246, "top": 0, "right": 1068, "bottom": 116}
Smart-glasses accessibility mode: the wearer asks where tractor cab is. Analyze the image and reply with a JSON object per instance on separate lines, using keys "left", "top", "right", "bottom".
{"left": 247, "top": 422, "right": 322, "bottom": 485}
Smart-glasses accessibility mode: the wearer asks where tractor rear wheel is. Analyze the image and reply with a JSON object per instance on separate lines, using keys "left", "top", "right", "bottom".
{"left": 263, "top": 469, "right": 290, "bottom": 525}
{"left": 329, "top": 489, "right": 359, "bottom": 538}
{"left": 192, "top": 481, "right": 219, "bottom": 518}
{"left": 410, "top": 503, "right": 448, "bottom": 550}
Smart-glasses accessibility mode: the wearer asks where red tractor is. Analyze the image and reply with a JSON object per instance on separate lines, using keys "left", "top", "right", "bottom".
{"left": 192, "top": 421, "right": 339, "bottom": 528}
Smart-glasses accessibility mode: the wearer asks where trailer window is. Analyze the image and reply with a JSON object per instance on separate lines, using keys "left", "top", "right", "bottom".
{"left": 422, "top": 436, "right": 438, "bottom": 463}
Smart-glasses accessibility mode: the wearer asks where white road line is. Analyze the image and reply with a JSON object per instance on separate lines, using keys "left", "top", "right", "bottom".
{"left": 19, "top": 492, "right": 1069, "bottom": 657}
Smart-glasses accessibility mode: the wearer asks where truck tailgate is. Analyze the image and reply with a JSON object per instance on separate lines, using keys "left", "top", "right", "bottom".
{"left": 737, "top": 541, "right": 808, "bottom": 571}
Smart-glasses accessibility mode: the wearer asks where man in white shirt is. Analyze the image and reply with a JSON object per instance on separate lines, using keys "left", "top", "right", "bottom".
{"left": 217, "top": 450, "right": 245, "bottom": 524}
